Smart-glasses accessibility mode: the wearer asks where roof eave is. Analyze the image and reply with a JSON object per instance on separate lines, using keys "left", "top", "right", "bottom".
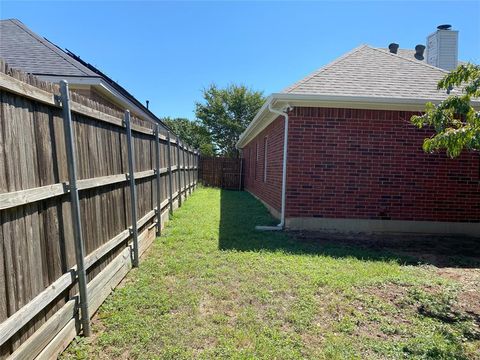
{"left": 36, "top": 74, "right": 166, "bottom": 127}
{"left": 271, "top": 92, "right": 465, "bottom": 106}
{"left": 236, "top": 96, "right": 274, "bottom": 149}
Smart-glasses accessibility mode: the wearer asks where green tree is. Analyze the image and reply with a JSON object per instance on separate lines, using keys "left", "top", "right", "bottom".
{"left": 411, "top": 63, "right": 480, "bottom": 158}
{"left": 163, "top": 117, "right": 215, "bottom": 157}
{"left": 195, "top": 84, "right": 265, "bottom": 157}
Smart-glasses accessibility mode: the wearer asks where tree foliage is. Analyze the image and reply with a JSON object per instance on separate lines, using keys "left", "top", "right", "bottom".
{"left": 162, "top": 117, "right": 215, "bottom": 157}
{"left": 195, "top": 84, "right": 265, "bottom": 157}
{"left": 411, "top": 63, "right": 480, "bottom": 158}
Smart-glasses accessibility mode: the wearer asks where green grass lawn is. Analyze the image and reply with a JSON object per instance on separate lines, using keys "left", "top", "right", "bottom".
{"left": 62, "top": 187, "right": 479, "bottom": 359}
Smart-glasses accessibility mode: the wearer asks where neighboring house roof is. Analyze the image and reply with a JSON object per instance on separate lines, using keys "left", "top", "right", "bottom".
{"left": 0, "top": 19, "right": 167, "bottom": 128}
{"left": 0, "top": 19, "right": 99, "bottom": 77}
{"left": 237, "top": 44, "right": 478, "bottom": 148}
{"left": 64, "top": 49, "right": 168, "bottom": 126}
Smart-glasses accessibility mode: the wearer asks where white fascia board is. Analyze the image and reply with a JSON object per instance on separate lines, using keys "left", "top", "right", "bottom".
{"left": 95, "top": 80, "right": 158, "bottom": 124}
{"left": 236, "top": 96, "right": 274, "bottom": 149}
{"left": 272, "top": 92, "right": 456, "bottom": 107}
{"left": 37, "top": 75, "right": 102, "bottom": 85}
{"left": 273, "top": 92, "right": 480, "bottom": 112}
{"left": 236, "top": 92, "right": 480, "bottom": 149}
{"left": 36, "top": 75, "right": 159, "bottom": 125}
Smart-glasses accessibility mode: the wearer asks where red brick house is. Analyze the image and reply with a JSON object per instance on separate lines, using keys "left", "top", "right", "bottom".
{"left": 236, "top": 26, "right": 480, "bottom": 236}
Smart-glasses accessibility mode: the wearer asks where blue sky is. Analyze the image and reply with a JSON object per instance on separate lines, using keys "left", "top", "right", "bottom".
{"left": 1, "top": 1, "right": 479, "bottom": 119}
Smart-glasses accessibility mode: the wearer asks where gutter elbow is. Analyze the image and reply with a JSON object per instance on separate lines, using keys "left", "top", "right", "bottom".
{"left": 267, "top": 102, "right": 291, "bottom": 117}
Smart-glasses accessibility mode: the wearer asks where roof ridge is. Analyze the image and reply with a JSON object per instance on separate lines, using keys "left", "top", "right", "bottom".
{"left": 370, "top": 46, "right": 450, "bottom": 74}
{"left": 283, "top": 44, "right": 369, "bottom": 93}
{"left": 7, "top": 19, "right": 96, "bottom": 77}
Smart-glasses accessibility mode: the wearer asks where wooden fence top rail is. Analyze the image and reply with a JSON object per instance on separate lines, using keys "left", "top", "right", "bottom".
{"left": 0, "top": 71, "right": 55, "bottom": 104}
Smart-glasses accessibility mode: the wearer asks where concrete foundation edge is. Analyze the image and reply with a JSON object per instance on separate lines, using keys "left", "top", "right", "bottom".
{"left": 286, "top": 217, "right": 480, "bottom": 237}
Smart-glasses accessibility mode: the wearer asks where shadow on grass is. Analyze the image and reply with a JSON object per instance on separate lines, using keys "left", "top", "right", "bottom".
{"left": 218, "top": 190, "right": 415, "bottom": 265}
{"left": 218, "top": 190, "right": 480, "bottom": 268}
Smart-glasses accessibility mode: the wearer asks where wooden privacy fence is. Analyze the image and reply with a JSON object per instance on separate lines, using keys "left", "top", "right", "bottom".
{"left": 0, "top": 61, "right": 199, "bottom": 359}
{"left": 199, "top": 157, "right": 243, "bottom": 190}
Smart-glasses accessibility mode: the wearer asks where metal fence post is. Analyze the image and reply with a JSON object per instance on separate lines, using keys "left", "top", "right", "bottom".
{"left": 192, "top": 150, "right": 195, "bottom": 189}
{"left": 182, "top": 145, "right": 187, "bottom": 198}
{"left": 167, "top": 131, "right": 174, "bottom": 215}
{"left": 176, "top": 137, "right": 182, "bottom": 207}
{"left": 154, "top": 125, "right": 162, "bottom": 235}
{"left": 124, "top": 110, "right": 139, "bottom": 267}
{"left": 194, "top": 150, "right": 197, "bottom": 188}
{"left": 193, "top": 150, "right": 196, "bottom": 188}
{"left": 187, "top": 147, "right": 192, "bottom": 195}
{"left": 60, "top": 80, "right": 91, "bottom": 337}
{"left": 197, "top": 151, "right": 200, "bottom": 186}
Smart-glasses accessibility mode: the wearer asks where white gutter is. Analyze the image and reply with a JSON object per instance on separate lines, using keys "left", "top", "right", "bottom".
{"left": 270, "top": 92, "right": 467, "bottom": 104}
{"left": 255, "top": 102, "right": 291, "bottom": 231}
{"left": 96, "top": 80, "right": 158, "bottom": 123}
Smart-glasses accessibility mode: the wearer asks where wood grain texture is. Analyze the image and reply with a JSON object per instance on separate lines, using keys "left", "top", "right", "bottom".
{"left": 0, "top": 72, "right": 55, "bottom": 106}
{"left": 0, "top": 194, "right": 159, "bottom": 347}
{"left": 0, "top": 272, "right": 74, "bottom": 346}
{"left": 8, "top": 299, "right": 77, "bottom": 360}
{"left": 30, "top": 226, "right": 155, "bottom": 360}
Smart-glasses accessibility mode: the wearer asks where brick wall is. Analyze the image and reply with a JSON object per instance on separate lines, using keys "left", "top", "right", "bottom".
{"left": 286, "top": 107, "right": 480, "bottom": 222}
{"left": 243, "top": 115, "right": 285, "bottom": 214}
{"left": 73, "top": 88, "right": 123, "bottom": 112}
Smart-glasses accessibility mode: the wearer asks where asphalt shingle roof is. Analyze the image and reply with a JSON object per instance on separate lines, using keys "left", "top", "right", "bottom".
{"left": 282, "top": 45, "right": 459, "bottom": 100}
{"left": 0, "top": 19, "right": 99, "bottom": 77}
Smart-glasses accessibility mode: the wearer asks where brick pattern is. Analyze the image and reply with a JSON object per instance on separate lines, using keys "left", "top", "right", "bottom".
{"left": 286, "top": 107, "right": 480, "bottom": 222}
{"left": 243, "top": 116, "right": 285, "bottom": 213}
{"left": 242, "top": 106, "right": 480, "bottom": 223}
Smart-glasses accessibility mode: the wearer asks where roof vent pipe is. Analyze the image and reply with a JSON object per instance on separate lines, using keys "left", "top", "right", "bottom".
{"left": 414, "top": 44, "right": 426, "bottom": 60}
{"left": 146, "top": 100, "right": 149, "bottom": 109}
{"left": 388, "top": 43, "right": 399, "bottom": 54}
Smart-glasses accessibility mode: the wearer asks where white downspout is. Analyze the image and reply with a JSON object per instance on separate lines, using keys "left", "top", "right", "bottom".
{"left": 255, "top": 102, "right": 291, "bottom": 231}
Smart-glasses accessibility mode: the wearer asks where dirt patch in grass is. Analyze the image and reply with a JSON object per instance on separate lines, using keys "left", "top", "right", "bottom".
{"left": 412, "top": 268, "right": 480, "bottom": 330}
{"left": 331, "top": 285, "right": 412, "bottom": 335}
{"left": 291, "top": 231, "right": 480, "bottom": 330}
{"left": 328, "top": 281, "right": 479, "bottom": 347}
{"left": 434, "top": 267, "right": 480, "bottom": 324}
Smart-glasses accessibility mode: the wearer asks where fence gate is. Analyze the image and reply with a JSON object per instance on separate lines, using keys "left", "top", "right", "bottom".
{"left": 199, "top": 157, "right": 243, "bottom": 190}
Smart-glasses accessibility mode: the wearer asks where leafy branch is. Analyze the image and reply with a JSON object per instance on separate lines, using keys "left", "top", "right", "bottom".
{"left": 411, "top": 63, "right": 480, "bottom": 158}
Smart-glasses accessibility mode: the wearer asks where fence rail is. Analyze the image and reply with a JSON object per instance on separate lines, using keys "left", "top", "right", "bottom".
{"left": 0, "top": 60, "right": 199, "bottom": 359}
